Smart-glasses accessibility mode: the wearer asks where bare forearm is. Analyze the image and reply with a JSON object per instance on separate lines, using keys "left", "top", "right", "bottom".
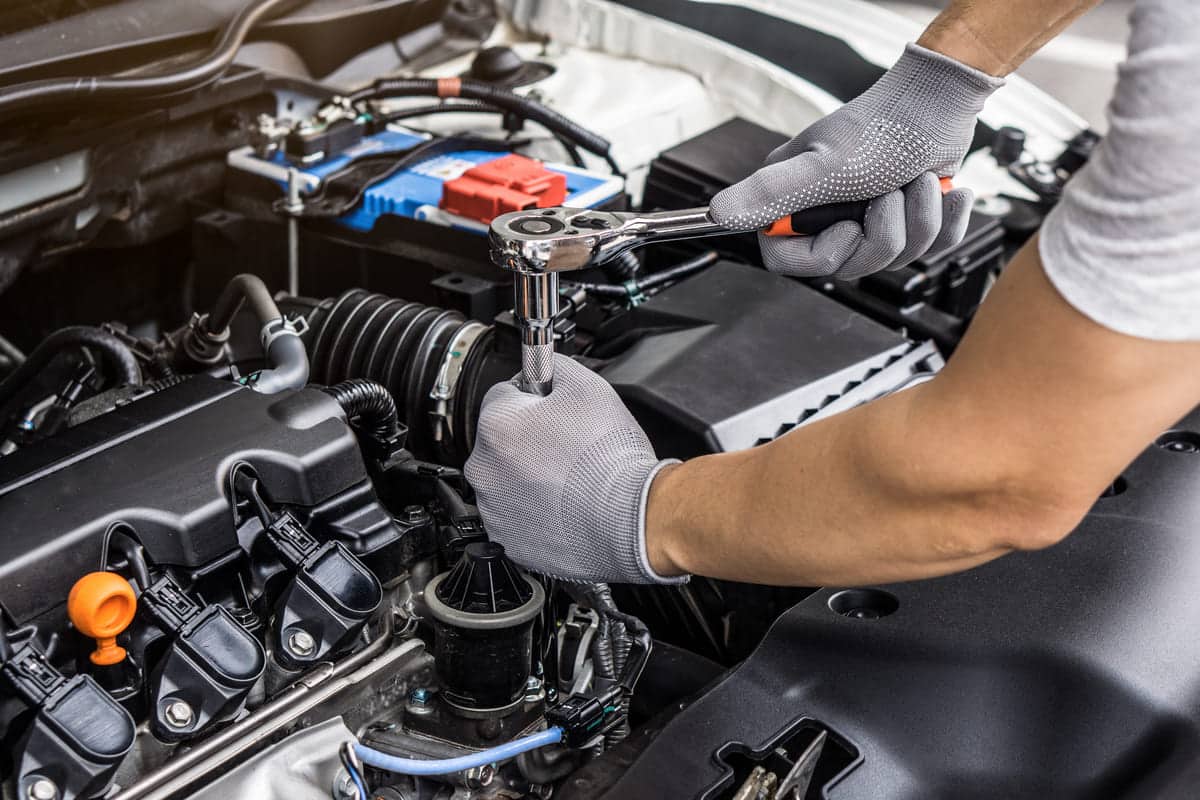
{"left": 918, "top": 0, "right": 1101, "bottom": 75}
{"left": 645, "top": 392, "right": 1018, "bottom": 586}
{"left": 646, "top": 240, "right": 1200, "bottom": 586}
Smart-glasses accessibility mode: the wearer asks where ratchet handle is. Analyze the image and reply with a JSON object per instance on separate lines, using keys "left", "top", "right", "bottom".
{"left": 763, "top": 177, "right": 954, "bottom": 236}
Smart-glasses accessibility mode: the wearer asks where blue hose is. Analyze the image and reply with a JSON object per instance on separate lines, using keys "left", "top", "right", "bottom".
{"left": 354, "top": 726, "right": 564, "bottom": 776}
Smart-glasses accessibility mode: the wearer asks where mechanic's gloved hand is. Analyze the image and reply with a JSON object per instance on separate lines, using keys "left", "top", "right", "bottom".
{"left": 710, "top": 43, "right": 1004, "bottom": 279}
{"left": 465, "top": 355, "right": 686, "bottom": 585}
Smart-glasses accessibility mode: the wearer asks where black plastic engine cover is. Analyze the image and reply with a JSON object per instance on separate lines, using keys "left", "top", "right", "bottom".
{"left": 0, "top": 376, "right": 367, "bottom": 626}
{"left": 599, "top": 262, "right": 936, "bottom": 458}
{"left": 601, "top": 410, "right": 1200, "bottom": 799}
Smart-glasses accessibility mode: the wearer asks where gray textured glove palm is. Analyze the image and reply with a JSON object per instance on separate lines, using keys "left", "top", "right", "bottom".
{"left": 710, "top": 43, "right": 1004, "bottom": 279}
{"left": 464, "top": 355, "right": 685, "bottom": 585}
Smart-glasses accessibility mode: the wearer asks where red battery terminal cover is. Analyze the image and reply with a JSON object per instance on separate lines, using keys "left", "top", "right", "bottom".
{"left": 440, "top": 154, "right": 568, "bottom": 224}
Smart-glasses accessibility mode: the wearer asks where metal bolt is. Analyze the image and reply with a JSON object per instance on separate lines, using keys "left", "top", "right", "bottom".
{"left": 403, "top": 505, "right": 428, "bottom": 524}
{"left": 164, "top": 699, "right": 194, "bottom": 729}
{"left": 28, "top": 778, "right": 57, "bottom": 800}
{"left": 286, "top": 628, "right": 316, "bottom": 657}
{"left": 464, "top": 764, "right": 495, "bottom": 788}
{"left": 524, "top": 675, "right": 545, "bottom": 703}
{"left": 331, "top": 771, "right": 359, "bottom": 800}
{"left": 406, "top": 686, "right": 434, "bottom": 717}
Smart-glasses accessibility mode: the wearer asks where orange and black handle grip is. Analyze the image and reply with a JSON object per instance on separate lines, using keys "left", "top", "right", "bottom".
{"left": 764, "top": 177, "right": 954, "bottom": 236}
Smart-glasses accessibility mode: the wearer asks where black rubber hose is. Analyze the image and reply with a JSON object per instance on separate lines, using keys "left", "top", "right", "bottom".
{"left": 351, "top": 77, "right": 613, "bottom": 161}
{"left": 321, "top": 379, "right": 402, "bottom": 445}
{"left": 305, "top": 289, "right": 470, "bottom": 459}
{"left": 0, "top": 326, "right": 139, "bottom": 410}
{"left": 0, "top": 0, "right": 304, "bottom": 118}
{"left": 199, "top": 274, "right": 308, "bottom": 393}
{"left": 206, "top": 273, "right": 281, "bottom": 334}
{"left": 255, "top": 322, "right": 309, "bottom": 393}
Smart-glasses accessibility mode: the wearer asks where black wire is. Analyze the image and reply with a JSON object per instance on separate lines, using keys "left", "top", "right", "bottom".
{"left": 636, "top": 250, "right": 721, "bottom": 291}
{"left": 290, "top": 136, "right": 516, "bottom": 219}
{"left": 434, "top": 478, "right": 473, "bottom": 520}
{"left": 321, "top": 379, "right": 401, "bottom": 444}
{"left": 374, "top": 100, "right": 496, "bottom": 125}
{"left": 602, "top": 152, "right": 624, "bottom": 178}
{"left": 557, "top": 137, "right": 587, "bottom": 168}
{"left": 351, "top": 77, "right": 615, "bottom": 172}
{"left": 101, "top": 523, "right": 154, "bottom": 590}
{"left": 377, "top": 101, "right": 590, "bottom": 169}
{"left": 230, "top": 464, "right": 275, "bottom": 527}
{"left": 0, "top": 0, "right": 305, "bottom": 118}
{"left": 572, "top": 250, "right": 721, "bottom": 299}
{"left": 0, "top": 326, "right": 140, "bottom": 411}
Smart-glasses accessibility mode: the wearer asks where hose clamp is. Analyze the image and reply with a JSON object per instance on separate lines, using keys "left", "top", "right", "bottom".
{"left": 259, "top": 315, "right": 309, "bottom": 351}
{"left": 430, "top": 322, "right": 489, "bottom": 442}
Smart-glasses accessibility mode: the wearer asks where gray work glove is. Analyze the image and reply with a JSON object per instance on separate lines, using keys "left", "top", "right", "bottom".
{"left": 710, "top": 43, "right": 1004, "bottom": 279}
{"left": 465, "top": 355, "right": 686, "bottom": 585}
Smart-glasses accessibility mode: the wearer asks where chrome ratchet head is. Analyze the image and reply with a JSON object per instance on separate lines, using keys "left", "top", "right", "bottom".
{"left": 489, "top": 207, "right": 634, "bottom": 275}
{"left": 491, "top": 205, "right": 727, "bottom": 274}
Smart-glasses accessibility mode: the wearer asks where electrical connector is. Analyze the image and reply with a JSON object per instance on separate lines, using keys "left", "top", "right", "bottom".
{"left": 545, "top": 688, "right": 623, "bottom": 748}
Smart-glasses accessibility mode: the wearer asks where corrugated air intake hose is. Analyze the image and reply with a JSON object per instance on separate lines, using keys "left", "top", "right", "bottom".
{"left": 303, "top": 289, "right": 517, "bottom": 464}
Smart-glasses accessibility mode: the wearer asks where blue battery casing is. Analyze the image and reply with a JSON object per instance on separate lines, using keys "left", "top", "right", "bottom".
{"left": 230, "top": 127, "right": 623, "bottom": 234}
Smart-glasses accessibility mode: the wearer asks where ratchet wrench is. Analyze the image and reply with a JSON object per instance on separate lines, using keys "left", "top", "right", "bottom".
{"left": 490, "top": 205, "right": 726, "bottom": 395}
{"left": 489, "top": 179, "right": 953, "bottom": 394}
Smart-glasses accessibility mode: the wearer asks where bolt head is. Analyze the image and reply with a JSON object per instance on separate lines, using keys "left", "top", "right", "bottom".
{"left": 286, "top": 628, "right": 317, "bottom": 657}
{"left": 332, "top": 771, "right": 359, "bottom": 800}
{"left": 465, "top": 764, "right": 495, "bottom": 788}
{"left": 524, "top": 675, "right": 546, "bottom": 702}
{"left": 406, "top": 686, "right": 434, "bottom": 716}
{"left": 164, "top": 699, "right": 194, "bottom": 728}
{"left": 28, "top": 779, "right": 57, "bottom": 800}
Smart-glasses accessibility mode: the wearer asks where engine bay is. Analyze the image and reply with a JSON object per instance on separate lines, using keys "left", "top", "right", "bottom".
{"left": 2, "top": 1, "right": 1198, "bottom": 799}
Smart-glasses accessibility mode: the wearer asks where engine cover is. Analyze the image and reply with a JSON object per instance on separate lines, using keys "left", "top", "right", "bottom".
{"left": 598, "top": 408, "right": 1200, "bottom": 799}
{"left": 600, "top": 262, "right": 941, "bottom": 457}
{"left": 0, "top": 376, "right": 369, "bottom": 627}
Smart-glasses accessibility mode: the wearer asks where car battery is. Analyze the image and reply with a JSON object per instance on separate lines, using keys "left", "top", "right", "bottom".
{"left": 227, "top": 127, "right": 623, "bottom": 235}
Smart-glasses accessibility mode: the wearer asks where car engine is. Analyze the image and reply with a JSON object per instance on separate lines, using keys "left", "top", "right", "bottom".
{"left": 2, "top": 1, "right": 1198, "bottom": 799}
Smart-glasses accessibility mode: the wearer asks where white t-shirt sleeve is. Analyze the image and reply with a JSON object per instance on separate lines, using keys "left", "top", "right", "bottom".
{"left": 1040, "top": 0, "right": 1200, "bottom": 341}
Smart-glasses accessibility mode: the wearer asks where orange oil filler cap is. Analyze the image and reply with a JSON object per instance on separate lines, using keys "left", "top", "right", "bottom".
{"left": 67, "top": 571, "right": 137, "bottom": 666}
